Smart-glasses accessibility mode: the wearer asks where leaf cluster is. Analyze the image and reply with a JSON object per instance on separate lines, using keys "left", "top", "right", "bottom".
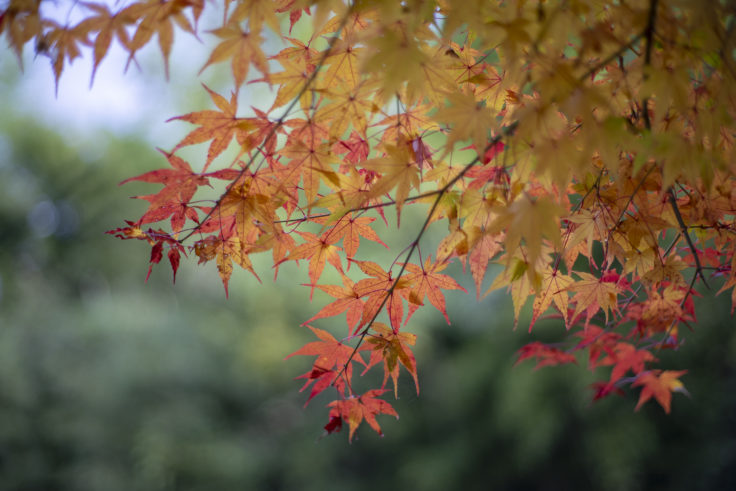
{"left": 6, "top": 0, "right": 736, "bottom": 439}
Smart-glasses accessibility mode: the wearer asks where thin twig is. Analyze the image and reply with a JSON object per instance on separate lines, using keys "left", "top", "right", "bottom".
{"left": 668, "top": 188, "right": 710, "bottom": 288}
{"left": 273, "top": 189, "right": 445, "bottom": 224}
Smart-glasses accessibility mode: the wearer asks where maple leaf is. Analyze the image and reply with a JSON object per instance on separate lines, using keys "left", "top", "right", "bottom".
{"left": 530, "top": 268, "right": 573, "bottom": 332}
{"left": 361, "top": 322, "right": 419, "bottom": 397}
{"left": 168, "top": 85, "right": 255, "bottom": 169}
{"left": 312, "top": 213, "right": 388, "bottom": 261}
{"left": 286, "top": 326, "right": 366, "bottom": 405}
{"left": 284, "top": 231, "right": 343, "bottom": 299}
{"left": 568, "top": 271, "right": 627, "bottom": 329}
{"left": 332, "top": 131, "right": 370, "bottom": 165}
{"left": 317, "top": 82, "right": 378, "bottom": 138}
{"left": 121, "top": 0, "right": 196, "bottom": 79}
{"left": 120, "top": 150, "right": 207, "bottom": 232}
{"left": 279, "top": 140, "right": 338, "bottom": 205}
{"left": 487, "top": 252, "right": 541, "bottom": 327}
{"left": 376, "top": 103, "right": 434, "bottom": 148}
{"left": 200, "top": 21, "right": 268, "bottom": 87}
{"left": 363, "top": 142, "right": 422, "bottom": 221}
{"left": 402, "top": 256, "right": 466, "bottom": 324}
{"left": 269, "top": 35, "right": 319, "bottom": 69}
{"left": 320, "top": 33, "right": 361, "bottom": 89}
{"left": 216, "top": 170, "right": 284, "bottom": 245}
{"left": 194, "top": 234, "right": 260, "bottom": 297}
{"left": 574, "top": 326, "right": 621, "bottom": 370}
{"left": 433, "top": 90, "right": 498, "bottom": 155}
{"left": 310, "top": 167, "right": 374, "bottom": 218}
{"left": 145, "top": 237, "right": 186, "bottom": 283}
{"left": 600, "top": 343, "right": 657, "bottom": 383}
{"left": 352, "top": 260, "right": 413, "bottom": 331}
{"left": 76, "top": 2, "right": 134, "bottom": 87}
{"left": 0, "top": 1, "right": 42, "bottom": 67}
{"left": 229, "top": 0, "right": 280, "bottom": 35}
{"left": 324, "top": 389, "right": 398, "bottom": 441}
{"left": 274, "top": 0, "right": 310, "bottom": 35}
{"left": 590, "top": 381, "right": 625, "bottom": 401}
{"left": 255, "top": 57, "right": 313, "bottom": 111}
{"left": 515, "top": 342, "right": 577, "bottom": 370}
{"left": 461, "top": 140, "right": 506, "bottom": 166}
{"left": 304, "top": 273, "right": 365, "bottom": 333}
{"left": 107, "top": 224, "right": 185, "bottom": 283}
{"left": 633, "top": 370, "right": 688, "bottom": 414}
{"left": 466, "top": 230, "right": 504, "bottom": 297}
{"left": 489, "top": 194, "right": 562, "bottom": 277}
{"left": 36, "top": 20, "right": 88, "bottom": 94}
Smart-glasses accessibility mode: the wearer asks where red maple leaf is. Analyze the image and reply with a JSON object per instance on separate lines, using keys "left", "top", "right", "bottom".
{"left": 574, "top": 325, "right": 621, "bottom": 370}
{"left": 120, "top": 150, "right": 207, "bottom": 232}
{"left": 515, "top": 342, "right": 577, "bottom": 369}
{"left": 600, "top": 343, "right": 657, "bottom": 383}
{"left": 286, "top": 326, "right": 365, "bottom": 405}
{"left": 324, "top": 389, "right": 398, "bottom": 442}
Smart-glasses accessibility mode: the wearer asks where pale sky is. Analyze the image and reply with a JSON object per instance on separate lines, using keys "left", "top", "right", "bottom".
{"left": 0, "top": 1, "right": 259, "bottom": 151}
{"left": 3, "top": 32, "right": 202, "bottom": 149}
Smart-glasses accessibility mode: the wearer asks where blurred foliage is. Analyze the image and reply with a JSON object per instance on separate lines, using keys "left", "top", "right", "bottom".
{"left": 1, "top": 112, "right": 735, "bottom": 490}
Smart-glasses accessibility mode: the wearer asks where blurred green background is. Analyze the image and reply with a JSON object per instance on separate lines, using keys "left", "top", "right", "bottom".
{"left": 1, "top": 37, "right": 736, "bottom": 491}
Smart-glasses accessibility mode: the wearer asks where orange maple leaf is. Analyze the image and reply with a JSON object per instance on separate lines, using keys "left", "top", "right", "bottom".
{"left": 193, "top": 234, "right": 260, "bottom": 297}
{"left": 284, "top": 231, "right": 343, "bottom": 299}
{"left": 200, "top": 21, "right": 268, "bottom": 87}
{"left": 352, "top": 260, "right": 413, "bottom": 331}
{"left": 303, "top": 273, "right": 365, "bottom": 332}
{"left": 121, "top": 0, "right": 196, "bottom": 79}
{"left": 530, "top": 268, "right": 573, "bottom": 332}
{"left": 169, "top": 85, "right": 255, "bottom": 169}
{"left": 313, "top": 213, "right": 388, "bottom": 261}
{"left": 402, "top": 256, "right": 467, "bottom": 324}
{"left": 633, "top": 370, "right": 688, "bottom": 414}
{"left": 38, "top": 21, "right": 87, "bottom": 94}
{"left": 76, "top": 2, "right": 134, "bottom": 86}
{"left": 363, "top": 142, "right": 422, "bottom": 221}
{"left": 361, "top": 322, "right": 419, "bottom": 397}
{"left": 568, "top": 271, "right": 627, "bottom": 328}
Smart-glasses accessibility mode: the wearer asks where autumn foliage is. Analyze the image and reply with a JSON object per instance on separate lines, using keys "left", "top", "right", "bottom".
{"left": 5, "top": 0, "right": 736, "bottom": 440}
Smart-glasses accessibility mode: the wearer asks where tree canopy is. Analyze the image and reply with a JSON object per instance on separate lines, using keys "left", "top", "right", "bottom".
{"left": 3, "top": 0, "right": 736, "bottom": 440}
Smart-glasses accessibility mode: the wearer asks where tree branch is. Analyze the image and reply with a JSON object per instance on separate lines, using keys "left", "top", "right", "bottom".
{"left": 668, "top": 188, "right": 709, "bottom": 288}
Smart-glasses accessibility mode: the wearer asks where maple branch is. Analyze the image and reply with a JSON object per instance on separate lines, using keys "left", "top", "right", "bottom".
{"left": 332, "top": 122, "right": 519, "bottom": 390}
{"left": 667, "top": 188, "right": 710, "bottom": 288}
{"left": 641, "top": 0, "right": 659, "bottom": 131}
{"left": 580, "top": 32, "right": 645, "bottom": 81}
{"left": 272, "top": 189, "right": 445, "bottom": 225}
{"left": 178, "top": 2, "right": 357, "bottom": 243}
